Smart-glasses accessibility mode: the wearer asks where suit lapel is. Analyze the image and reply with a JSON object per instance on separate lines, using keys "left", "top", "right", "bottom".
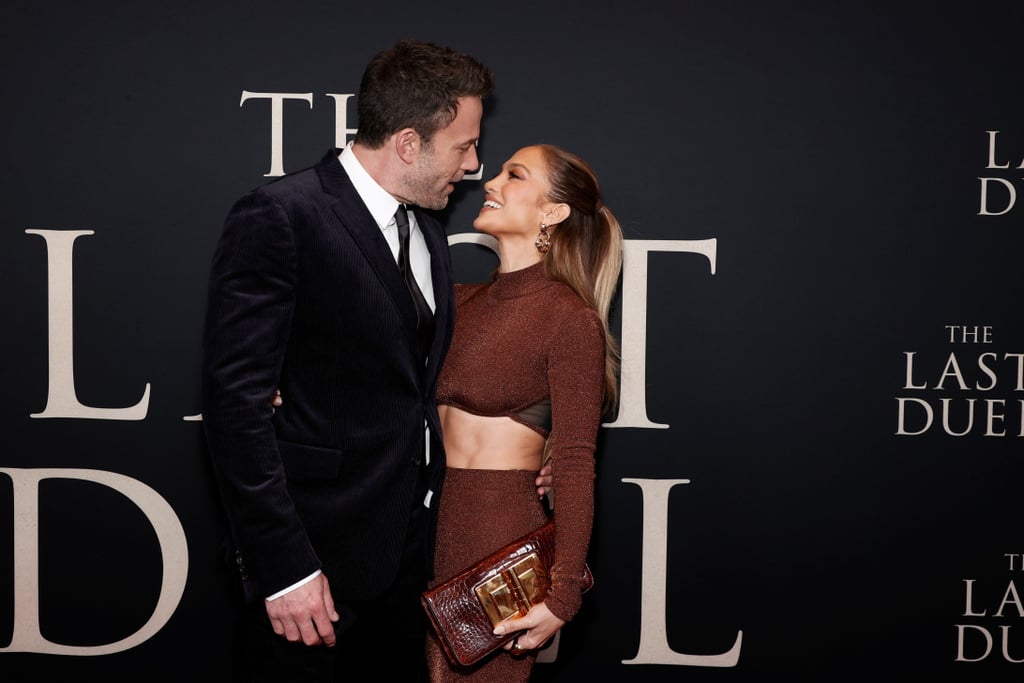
{"left": 316, "top": 152, "right": 419, "bottom": 329}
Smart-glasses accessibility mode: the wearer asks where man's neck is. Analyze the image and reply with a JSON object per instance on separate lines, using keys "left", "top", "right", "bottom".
{"left": 351, "top": 142, "right": 404, "bottom": 202}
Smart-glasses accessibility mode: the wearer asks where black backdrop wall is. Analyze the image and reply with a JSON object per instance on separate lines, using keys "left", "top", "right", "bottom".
{"left": 3, "top": 1, "right": 1023, "bottom": 680}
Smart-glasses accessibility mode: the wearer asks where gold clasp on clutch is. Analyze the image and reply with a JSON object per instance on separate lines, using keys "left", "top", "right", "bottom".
{"left": 475, "top": 551, "right": 545, "bottom": 627}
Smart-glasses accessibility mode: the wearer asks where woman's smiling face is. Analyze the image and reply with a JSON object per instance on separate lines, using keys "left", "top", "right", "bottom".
{"left": 473, "top": 145, "right": 554, "bottom": 239}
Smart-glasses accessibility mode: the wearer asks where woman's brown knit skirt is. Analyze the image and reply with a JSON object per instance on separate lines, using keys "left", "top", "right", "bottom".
{"left": 425, "top": 467, "right": 549, "bottom": 682}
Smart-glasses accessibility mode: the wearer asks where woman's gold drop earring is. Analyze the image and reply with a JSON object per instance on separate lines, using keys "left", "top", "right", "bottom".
{"left": 535, "top": 223, "right": 551, "bottom": 253}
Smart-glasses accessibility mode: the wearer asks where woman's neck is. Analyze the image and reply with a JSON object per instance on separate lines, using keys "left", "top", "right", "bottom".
{"left": 496, "top": 237, "right": 544, "bottom": 273}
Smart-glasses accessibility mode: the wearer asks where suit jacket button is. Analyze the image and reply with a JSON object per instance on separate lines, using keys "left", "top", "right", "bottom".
{"left": 235, "top": 551, "right": 249, "bottom": 580}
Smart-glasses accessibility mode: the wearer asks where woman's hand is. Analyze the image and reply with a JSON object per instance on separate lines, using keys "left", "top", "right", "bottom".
{"left": 493, "top": 602, "right": 566, "bottom": 654}
{"left": 271, "top": 389, "right": 283, "bottom": 413}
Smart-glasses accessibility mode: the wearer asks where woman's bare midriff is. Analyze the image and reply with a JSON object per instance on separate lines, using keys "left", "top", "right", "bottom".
{"left": 438, "top": 405, "right": 546, "bottom": 470}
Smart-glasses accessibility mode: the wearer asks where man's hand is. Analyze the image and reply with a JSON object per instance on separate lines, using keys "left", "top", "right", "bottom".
{"left": 536, "top": 462, "right": 553, "bottom": 499}
{"left": 264, "top": 573, "right": 340, "bottom": 647}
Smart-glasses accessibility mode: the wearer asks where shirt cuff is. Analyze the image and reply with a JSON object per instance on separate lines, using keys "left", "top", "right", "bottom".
{"left": 265, "top": 569, "right": 322, "bottom": 602}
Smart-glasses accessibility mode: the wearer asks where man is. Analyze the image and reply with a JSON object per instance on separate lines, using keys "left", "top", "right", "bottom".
{"left": 201, "top": 40, "right": 547, "bottom": 681}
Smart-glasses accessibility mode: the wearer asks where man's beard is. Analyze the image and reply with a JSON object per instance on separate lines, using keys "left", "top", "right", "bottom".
{"left": 404, "top": 152, "right": 454, "bottom": 210}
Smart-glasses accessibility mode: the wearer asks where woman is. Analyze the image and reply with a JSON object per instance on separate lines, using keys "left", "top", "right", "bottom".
{"left": 426, "top": 143, "right": 624, "bottom": 681}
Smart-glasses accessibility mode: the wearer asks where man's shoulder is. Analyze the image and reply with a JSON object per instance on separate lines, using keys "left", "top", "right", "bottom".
{"left": 255, "top": 163, "right": 324, "bottom": 197}
{"left": 246, "top": 150, "right": 342, "bottom": 199}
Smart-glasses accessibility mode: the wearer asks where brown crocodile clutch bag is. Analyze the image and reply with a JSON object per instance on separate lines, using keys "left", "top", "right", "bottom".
{"left": 420, "top": 519, "right": 594, "bottom": 667}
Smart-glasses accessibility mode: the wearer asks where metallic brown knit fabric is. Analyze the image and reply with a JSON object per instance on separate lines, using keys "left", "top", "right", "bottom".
{"left": 436, "top": 261, "right": 605, "bottom": 623}
{"left": 426, "top": 468, "right": 547, "bottom": 681}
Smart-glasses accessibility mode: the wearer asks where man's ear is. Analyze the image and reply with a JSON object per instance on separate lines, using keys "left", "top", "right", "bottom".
{"left": 395, "top": 128, "right": 420, "bottom": 164}
{"left": 543, "top": 202, "right": 571, "bottom": 227}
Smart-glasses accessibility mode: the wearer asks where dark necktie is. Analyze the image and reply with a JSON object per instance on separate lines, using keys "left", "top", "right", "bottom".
{"left": 394, "top": 205, "right": 435, "bottom": 361}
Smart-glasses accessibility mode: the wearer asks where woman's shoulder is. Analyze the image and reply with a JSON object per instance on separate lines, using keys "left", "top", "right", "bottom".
{"left": 546, "top": 281, "right": 599, "bottom": 319}
{"left": 538, "top": 286, "right": 603, "bottom": 349}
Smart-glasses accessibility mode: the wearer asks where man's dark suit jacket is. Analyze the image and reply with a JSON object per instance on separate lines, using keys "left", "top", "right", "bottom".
{"left": 201, "top": 149, "right": 454, "bottom": 604}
